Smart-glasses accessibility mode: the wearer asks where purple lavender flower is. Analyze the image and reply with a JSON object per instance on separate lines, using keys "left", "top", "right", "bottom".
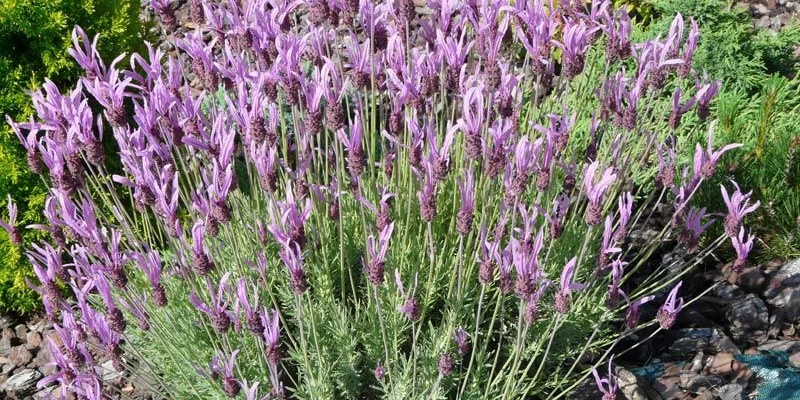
{"left": 695, "top": 79, "right": 721, "bottom": 121}
{"left": 278, "top": 241, "right": 308, "bottom": 295}
{"left": 693, "top": 123, "right": 741, "bottom": 181}
{"left": 94, "top": 275, "right": 126, "bottom": 333}
{"left": 721, "top": 181, "right": 760, "bottom": 238}
{"left": 191, "top": 221, "right": 216, "bottom": 275}
{"left": 524, "top": 280, "right": 550, "bottom": 325}
{"left": 668, "top": 88, "right": 696, "bottom": 130}
{"left": 189, "top": 273, "right": 233, "bottom": 333}
{"left": 656, "top": 282, "right": 684, "bottom": 329}
{"left": 262, "top": 309, "right": 281, "bottom": 365}
{"left": 337, "top": 111, "right": 366, "bottom": 179}
{"left": 151, "top": 0, "right": 177, "bottom": 31}
{"left": 678, "top": 207, "right": 714, "bottom": 253}
{"left": 591, "top": 356, "right": 618, "bottom": 400}
{"left": 438, "top": 353, "right": 454, "bottom": 376}
{"left": 597, "top": 216, "right": 622, "bottom": 275}
{"left": 556, "top": 19, "right": 597, "bottom": 78}
{"left": 0, "top": 195, "right": 22, "bottom": 246}
{"left": 237, "top": 278, "right": 265, "bottom": 335}
{"left": 452, "top": 327, "right": 470, "bottom": 356}
{"left": 365, "top": 223, "right": 395, "bottom": 286}
{"left": 605, "top": 259, "right": 626, "bottom": 309}
{"left": 625, "top": 294, "right": 655, "bottom": 330}
{"left": 457, "top": 168, "right": 475, "bottom": 236}
{"left": 219, "top": 350, "right": 240, "bottom": 397}
{"left": 395, "top": 270, "right": 420, "bottom": 321}
{"left": 374, "top": 360, "right": 386, "bottom": 381}
{"left": 555, "top": 257, "right": 587, "bottom": 314}
{"left": 731, "top": 227, "right": 755, "bottom": 272}
{"left": 614, "top": 192, "right": 633, "bottom": 242}
{"left": 604, "top": 8, "right": 632, "bottom": 62}
{"left": 678, "top": 18, "right": 699, "bottom": 77}
{"left": 583, "top": 161, "right": 617, "bottom": 225}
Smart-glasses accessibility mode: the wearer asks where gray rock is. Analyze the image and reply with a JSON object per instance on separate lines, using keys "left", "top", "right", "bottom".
{"left": 615, "top": 366, "right": 649, "bottom": 400}
{"left": 757, "top": 340, "right": 800, "bottom": 353}
{"left": 0, "top": 316, "right": 13, "bottom": 330}
{"left": 0, "top": 369, "right": 42, "bottom": 394}
{"left": 668, "top": 328, "right": 741, "bottom": 358}
{"left": 751, "top": 4, "right": 770, "bottom": 16}
{"left": 726, "top": 294, "right": 769, "bottom": 345}
{"left": 25, "top": 331, "right": 42, "bottom": 350}
{"left": 713, "top": 283, "right": 743, "bottom": 300}
{"left": 9, "top": 345, "right": 33, "bottom": 367}
{"left": 717, "top": 383, "right": 745, "bottom": 400}
{"left": 764, "top": 259, "right": 800, "bottom": 321}
{"left": 680, "top": 371, "right": 725, "bottom": 393}
{"left": 13, "top": 324, "right": 28, "bottom": 339}
{"left": 789, "top": 352, "right": 800, "bottom": 369}
{"left": 1, "top": 361, "right": 14, "bottom": 375}
{"left": 756, "top": 15, "right": 772, "bottom": 29}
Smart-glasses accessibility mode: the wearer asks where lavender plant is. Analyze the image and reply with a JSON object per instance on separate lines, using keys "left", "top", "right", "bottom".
{"left": 4, "top": 0, "right": 760, "bottom": 398}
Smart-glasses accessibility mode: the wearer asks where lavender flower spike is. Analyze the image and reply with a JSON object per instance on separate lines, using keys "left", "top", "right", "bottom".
{"left": 456, "top": 168, "right": 475, "bottom": 236}
{"left": 591, "top": 356, "right": 618, "bottom": 400}
{"left": 731, "top": 227, "right": 755, "bottom": 272}
{"left": 555, "top": 257, "right": 587, "bottom": 314}
{"left": 721, "top": 181, "right": 760, "bottom": 238}
{"left": 262, "top": 309, "right": 281, "bottom": 365}
{"left": 366, "top": 223, "right": 395, "bottom": 286}
{"left": 220, "top": 350, "right": 241, "bottom": 397}
{"left": 0, "top": 195, "right": 22, "bottom": 246}
{"left": 583, "top": 161, "right": 617, "bottom": 225}
{"left": 395, "top": 270, "right": 420, "bottom": 321}
{"left": 656, "top": 282, "right": 684, "bottom": 329}
{"left": 625, "top": 294, "right": 655, "bottom": 329}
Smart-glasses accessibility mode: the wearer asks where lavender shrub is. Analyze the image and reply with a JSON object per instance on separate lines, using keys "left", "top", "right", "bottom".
{"left": 3, "top": 0, "right": 760, "bottom": 398}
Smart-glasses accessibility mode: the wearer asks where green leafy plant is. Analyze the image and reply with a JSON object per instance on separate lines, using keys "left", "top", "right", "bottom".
{"left": 644, "top": 0, "right": 800, "bottom": 259}
{"left": 0, "top": 0, "right": 143, "bottom": 315}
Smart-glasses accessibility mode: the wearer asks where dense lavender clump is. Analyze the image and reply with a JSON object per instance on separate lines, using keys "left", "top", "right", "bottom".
{"left": 1, "top": 0, "right": 761, "bottom": 398}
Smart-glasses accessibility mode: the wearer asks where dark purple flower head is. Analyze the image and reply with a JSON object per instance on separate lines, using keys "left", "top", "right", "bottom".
{"left": 555, "top": 257, "right": 586, "bottom": 314}
{"left": 605, "top": 258, "right": 626, "bottom": 309}
{"left": 237, "top": 278, "right": 265, "bottom": 335}
{"left": 625, "top": 294, "right": 655, "bottom": 329}
{"left": 556, "top": 19, "right": 598, "bottom": 78}
{"left": 452, "top": 327, "right": 470, "bottom": 356}
{"left": 694, "top": 79, "right": 721, "bottom": 121}
{"left": 656, "top": 282, "right": 684, "bottom": 329}
{"left": 457, "top": 168, "right": 475, "bottom": 236}
{"left": 191, "top": 221, "right": 216, "bottom": 275}
{"left": 0, "top": 195, "right": 22, "bottom": 246}
{"left": 597, "top": 215, "right": 622, "bottom": 274}
{"left": 262, "top": 309, "right": 281, "bottom": 365}
{"left": 668, "top": 87, "right": 697, "bottom": 130}
{"left": 219, "top": 350, "right": 241, "bottom": 397}
{"left": 438, "top": 353, "right": 454, "bottom": 376}
{"left": 583, "top": 161, "right": 617, "bottom": 225}
{"left": 374, "top": 360, "right": 386, "bottom": 381}
{"left": 337, "top": 111, "right": 366, "bottom": 178}
{"left": 692, "top": 123, "right": 740, "bottom": 182}
{"left": 395, "top": 270, "right": 420, "bottom": 321}
{"left": 731, "top": 227, "right": 755, "bottom": 272}
{"left": 189, "top": 273, "right": 233, "bottom": 333}
{"left": 678, "top": 207, "right": 714, "bottom": 253}
{"left": 721, "top": 181, "right": 760, "bottom": 238}
{"left": 679, "top": 18, "right": 699, "bottom": 77}
{"left": 366, "top": 223, "right": 395, "bottom": 286}
{"left": 278, "top": 241, "right": 308, "bottom": 295}
{"left": 591, "top": 356, "right": 618, "bottom": 400}
{"left": 603, "top": 8, "right": 632, "bottom": 62}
